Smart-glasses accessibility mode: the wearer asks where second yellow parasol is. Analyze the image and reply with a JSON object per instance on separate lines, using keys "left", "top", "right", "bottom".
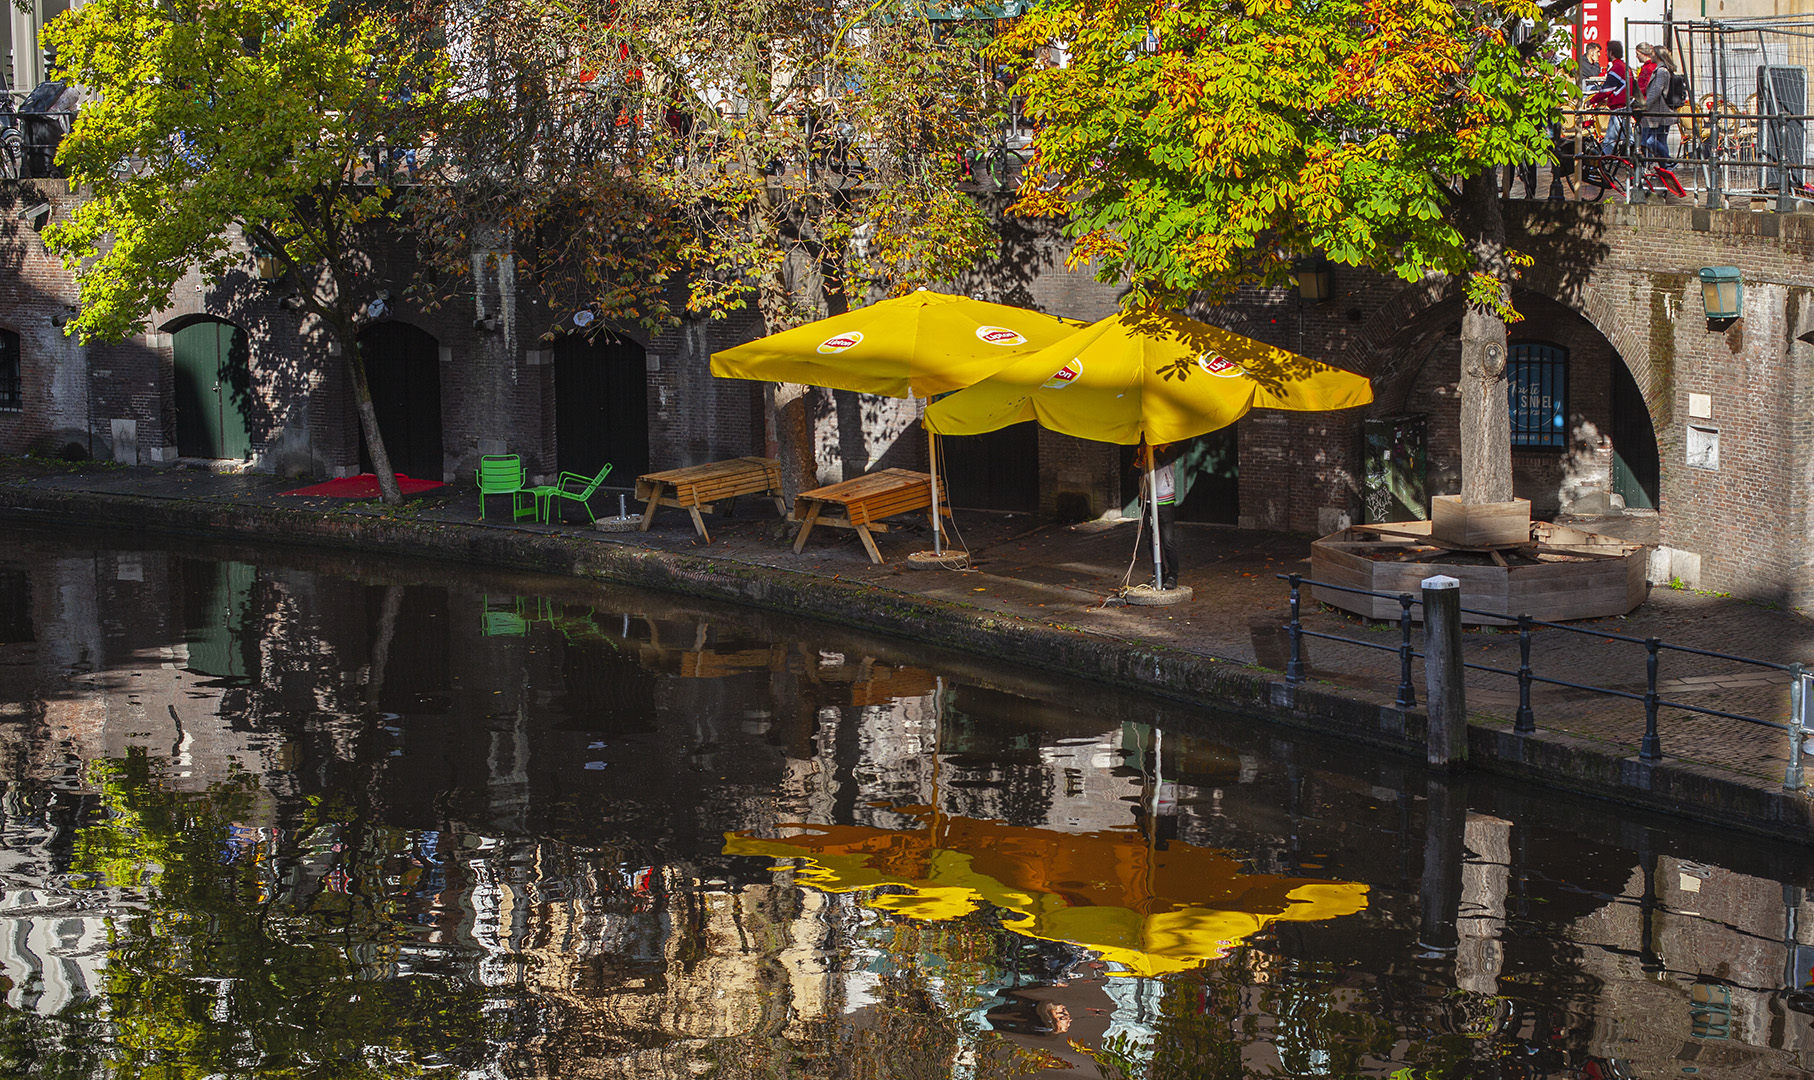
{"left": 922, "top": 307, "right": 1374, "bottom": 445}
{"left": 923, "top": 308, "right": 1373, "bottom": 593}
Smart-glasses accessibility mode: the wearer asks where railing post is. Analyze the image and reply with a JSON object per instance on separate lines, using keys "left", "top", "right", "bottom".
{"left": 1640, "top": 637, "right": 1663, "bottom": 762}
{"left": 1286, "top": 574, "right": 1305, "bottom": 685}
{"left": 1396, "top": 593, "right": 1416, "bottom": 709}
{"left": 1515, "top": 614, "right": 1535, "bottom": 734}
{"left": 1422, "top": 575, "right": 1466, "bottom": 770}
{"left": 1787, "top": 663, "right": 1808, "bottom": 792}
{"left": 1778, "top": 114, "right": 1794, "bottom": 214}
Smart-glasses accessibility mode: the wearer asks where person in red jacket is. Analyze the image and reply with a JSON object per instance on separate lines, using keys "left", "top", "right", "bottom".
{"left": 1589, "top": 40, "right": 1632, "bottom": 156}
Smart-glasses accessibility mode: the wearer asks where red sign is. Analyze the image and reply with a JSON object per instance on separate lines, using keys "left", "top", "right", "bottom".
{"left": 1581, "top": 0, "right": 1612, "bottom": 61}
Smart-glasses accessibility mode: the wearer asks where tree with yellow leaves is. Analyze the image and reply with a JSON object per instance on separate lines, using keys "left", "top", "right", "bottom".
{"left": 1000, "top": 0, "right": 1574, "bottom": 505}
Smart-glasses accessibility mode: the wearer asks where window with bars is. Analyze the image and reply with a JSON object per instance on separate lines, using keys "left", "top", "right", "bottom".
{"left": 1507, "top": 342, "right": 1567, "bottom": 448}
{"left": 0, "top": 330, "right": 20, "bottom": 410}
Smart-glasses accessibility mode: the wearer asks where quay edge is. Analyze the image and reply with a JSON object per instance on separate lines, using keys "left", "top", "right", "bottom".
{"left": 0, "top": 482, "right": 1808, "bottom": 844}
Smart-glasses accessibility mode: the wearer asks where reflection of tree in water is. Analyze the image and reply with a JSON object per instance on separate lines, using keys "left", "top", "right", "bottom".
{"left": 2, "top": 751, "right": 488, "bottom": 1078}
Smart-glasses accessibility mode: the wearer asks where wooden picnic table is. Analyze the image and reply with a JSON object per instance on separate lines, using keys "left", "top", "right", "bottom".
{"left": 790, "top": 468, "right": 949, "bottom": 565}
{"left": 635, "top": 457, "right": 787, "bottom": 542}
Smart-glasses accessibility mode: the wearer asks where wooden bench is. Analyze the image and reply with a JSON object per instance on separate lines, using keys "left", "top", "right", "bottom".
{"left": 790, "top": 468, "right": 949, "bottom": 564}
{"left": 635, "top": 457, "right": 787, "bottom": 542}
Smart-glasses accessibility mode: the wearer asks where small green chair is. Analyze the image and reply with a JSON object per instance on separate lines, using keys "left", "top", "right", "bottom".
{"left": 533, "top": 463, "right": 614, "bottom": 524}
{"left": 478, "top": 454, "right": 536, "bottom": 522}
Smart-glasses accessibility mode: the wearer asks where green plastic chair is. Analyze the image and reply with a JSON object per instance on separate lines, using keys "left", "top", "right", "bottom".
{"left": 533, "top": 463, "right": 614, "bottom": 524}
{"left": 478, "top": 454, "right": 536, "bottom": 522}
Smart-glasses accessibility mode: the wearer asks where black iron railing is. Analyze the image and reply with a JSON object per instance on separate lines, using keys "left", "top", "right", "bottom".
{"left": 1278, "top": 573, "right": 1812, "bottom": 790}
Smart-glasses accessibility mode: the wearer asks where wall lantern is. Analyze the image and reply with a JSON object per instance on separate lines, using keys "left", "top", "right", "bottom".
{"left": 254, "top": 252, "right": 282, "bottom": 285}
{"left": 1292, "top": 256, "right": 1332, "bottom": 302}
{"left": 1698, "top": 266, "right": 1743, "bottom": 321}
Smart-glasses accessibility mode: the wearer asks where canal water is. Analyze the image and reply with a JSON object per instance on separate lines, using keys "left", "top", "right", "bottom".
{"left": 0, "top": 523, "right": 1809, "bottom": 1079}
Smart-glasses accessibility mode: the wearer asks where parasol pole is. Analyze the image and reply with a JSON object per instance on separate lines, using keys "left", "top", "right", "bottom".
{"left": 1146, "top": 453, "right": 1166, "bottom": 591}
{"left": 928, "top": 427, "right": 944, "bottom": 556}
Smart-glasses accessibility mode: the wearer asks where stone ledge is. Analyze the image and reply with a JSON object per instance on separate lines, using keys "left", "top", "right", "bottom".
{"left": 0, "top": 483, "right": 1806, "bottom": 843}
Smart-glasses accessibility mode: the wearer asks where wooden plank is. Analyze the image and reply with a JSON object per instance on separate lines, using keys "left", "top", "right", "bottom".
{"left": 792, "top": 501, "right": 822, "bottom": 553}
{"left": 855, "top": 523, "right": 885, "bottom": 564}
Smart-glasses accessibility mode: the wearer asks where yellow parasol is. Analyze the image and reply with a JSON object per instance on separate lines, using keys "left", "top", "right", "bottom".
{"left": 923, "top": 308, "right": 1374, "bottom": 590}
{"left": 710, "top": 291, "right": 1085, "bottom": 399}
{"left": 921, "top": 307, "right": 1374, "bottom": 444}
{"left": 711, "top": 292, "right": 1084, "bottom": 556}
{"left": 724, "top": 812, "right": 1368, "bottom": 978}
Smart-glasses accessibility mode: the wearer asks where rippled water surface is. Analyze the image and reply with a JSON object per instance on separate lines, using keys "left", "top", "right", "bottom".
{"left": 0, "top": 524, "right": 1810, "bottom": 1078}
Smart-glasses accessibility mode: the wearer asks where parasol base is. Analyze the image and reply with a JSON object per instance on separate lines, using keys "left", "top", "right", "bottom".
{"left": 906, "top": 549, "right": 971, "bottom": 571}
{"left": 593, "top": 515, "right": 642, "bottom": 533}
{"left": 1123, "top": 583, "right": 1193, "bottom": 606}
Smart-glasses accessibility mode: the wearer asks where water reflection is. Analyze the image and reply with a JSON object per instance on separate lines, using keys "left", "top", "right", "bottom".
{"left": 0, "top": 525, "right": 1809, "bottom": 1078}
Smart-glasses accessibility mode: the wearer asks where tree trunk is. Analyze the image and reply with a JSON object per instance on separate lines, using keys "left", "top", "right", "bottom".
{"left": 765, "top": 382, "right": 815, "bottom": 495}
{"left": 1458, "top": 170, "right": 1514, "bottom": 506}
{"left": 347, "top": 337, "right": 405, "bottom": 505}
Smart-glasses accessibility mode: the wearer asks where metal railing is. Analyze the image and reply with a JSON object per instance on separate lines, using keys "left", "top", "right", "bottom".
{"left": 1278, "top": 573, "right": 1813, "bottom": 791}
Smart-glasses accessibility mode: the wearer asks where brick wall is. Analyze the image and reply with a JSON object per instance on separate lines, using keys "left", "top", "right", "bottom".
{"left": 0, "top": 182, "right": 89, "bottom": 458}
{"left": 7, "top": 189, "right": 1814, "bottom": 604}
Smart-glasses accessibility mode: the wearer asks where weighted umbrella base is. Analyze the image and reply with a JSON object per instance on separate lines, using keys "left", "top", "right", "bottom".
{"left": 906, "top": 549, "right": 971, "bottom": 570}
{"left": 1124, "top": 583, "right": 1192, "bottom": 606}
{"left": 594, "top": 515, "right": 642, "bottom": 533}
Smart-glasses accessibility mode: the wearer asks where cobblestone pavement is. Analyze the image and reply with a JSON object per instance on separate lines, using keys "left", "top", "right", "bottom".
{"left": 9, "top": 460, "right": 1811, "bottom": 787}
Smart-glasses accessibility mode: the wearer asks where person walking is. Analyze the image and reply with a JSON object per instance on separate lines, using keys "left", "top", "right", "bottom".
{"left": 1640, "top": 46, "right": 1681, "bottom": 166}
{"left": 1589, "top": 41, "right": 1632, "bottom": 158}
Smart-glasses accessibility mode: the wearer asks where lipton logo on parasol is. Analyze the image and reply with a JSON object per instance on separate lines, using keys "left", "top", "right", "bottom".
{"left": 1042, "top": 359, "right": 1084, "bottom": 389}
{"left": 817, "top": 331, "right": 865, "bottom": 354}
{"left": 975, "top": 325, "right": 1027, "bottom": 346}
{"left": 1197, "top": 352, "right": 1244, "bottom": 377}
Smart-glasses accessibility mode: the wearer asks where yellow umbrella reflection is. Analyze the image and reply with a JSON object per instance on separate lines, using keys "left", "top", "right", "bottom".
{"left": 725, "top": 812, "right": 1367, "bottom": 978}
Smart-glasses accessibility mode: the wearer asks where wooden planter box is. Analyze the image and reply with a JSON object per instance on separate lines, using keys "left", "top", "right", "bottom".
{"left": 1310, "top": 520, "right": 1649, "bottom": 626}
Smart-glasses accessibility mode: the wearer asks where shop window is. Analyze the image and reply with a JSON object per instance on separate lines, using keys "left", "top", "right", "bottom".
{"left": 1507, "top": 342, "right": 1567, "bottom": 449}
{"left": 0, "top": 330, "right": 20, "bottom": 410}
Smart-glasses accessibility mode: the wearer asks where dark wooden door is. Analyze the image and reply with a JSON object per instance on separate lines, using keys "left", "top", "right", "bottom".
{"left": 357, "top": 323, "right": 443, "bottom": 480}
{"left": 941, "top": 422, "right": 1039, "bottom": 512}
{"left": 554, "top": 335, "right": 648, "bottom": 480}
{"left": 173, "top": 321, "right": 250, "bottom": 460}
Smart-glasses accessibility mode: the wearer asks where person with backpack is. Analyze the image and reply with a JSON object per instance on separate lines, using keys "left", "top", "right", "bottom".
{"left": 1639, "top": 46, "right": 1682, "bottom": 166}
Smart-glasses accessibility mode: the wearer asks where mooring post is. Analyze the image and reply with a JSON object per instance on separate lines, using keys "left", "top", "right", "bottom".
{"left": 1787, "top": 663, "right": 1808, "bottom": 791}
{"left": 1421, "top": 575, "right": 1465, "bottom": 770}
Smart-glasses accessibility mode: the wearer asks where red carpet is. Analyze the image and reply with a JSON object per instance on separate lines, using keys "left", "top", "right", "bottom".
{"left": 281, "top": 473, "right": 446, "bottom": 498}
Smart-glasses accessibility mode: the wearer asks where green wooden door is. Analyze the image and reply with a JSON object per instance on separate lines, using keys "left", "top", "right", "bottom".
{"left": 172, "top": 322, "right": 250, "bottom": 460}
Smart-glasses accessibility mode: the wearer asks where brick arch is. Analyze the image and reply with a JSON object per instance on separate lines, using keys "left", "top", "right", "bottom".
{"left": 1343, "top": 274, "right": 1663, "bottom": 420}
{"left": 157, "top": 312, "right": 245, "bottom": 335}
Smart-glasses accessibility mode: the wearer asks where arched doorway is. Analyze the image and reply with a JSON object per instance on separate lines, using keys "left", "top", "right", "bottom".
{"left": 357, "top": 323, "right": 443, "bottom": 480}
{"left": 172, "top": 319, "right": 251, "bottom": 460}
{"left": 554, "top": 334, "right": 648, "bottom": 480}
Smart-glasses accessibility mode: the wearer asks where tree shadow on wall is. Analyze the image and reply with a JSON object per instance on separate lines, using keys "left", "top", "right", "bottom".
{"left": 953, "top": 192, "right": 1062, "bottom": 313}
